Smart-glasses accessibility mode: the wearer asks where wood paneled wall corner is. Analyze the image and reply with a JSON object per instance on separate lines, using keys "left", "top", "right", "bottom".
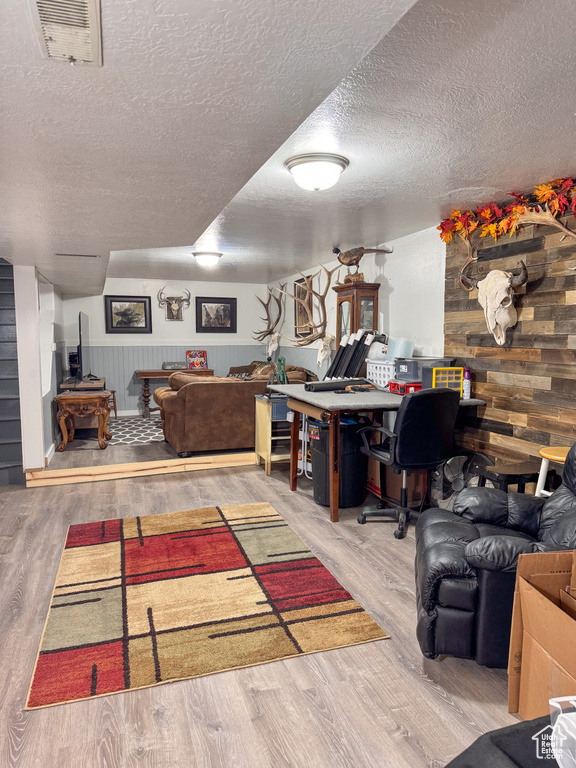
{"left": 444, "top": 213, "right": 576, "bottom": 464}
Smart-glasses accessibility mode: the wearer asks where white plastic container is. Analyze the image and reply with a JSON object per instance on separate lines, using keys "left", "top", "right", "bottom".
{"left": 365, "top": 359, "right": 396, "bottom": 390}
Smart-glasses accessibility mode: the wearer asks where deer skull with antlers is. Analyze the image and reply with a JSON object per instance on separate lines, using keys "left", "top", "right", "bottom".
{"left": 157, "top": 287, "right": 191, "bottom": 321}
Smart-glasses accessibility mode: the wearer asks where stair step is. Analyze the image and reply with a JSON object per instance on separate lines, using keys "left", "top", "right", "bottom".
{"left": 0, "top": 441, "right": 22, "bottom": 462}
{"left": 0, "top": 343, "right": 17, "bottom": 360}
{"left": 0, "top": 418, "right": 21, "bottom": 438}
{"left": 0, "top": 462, "right": 25, "bottom": 486}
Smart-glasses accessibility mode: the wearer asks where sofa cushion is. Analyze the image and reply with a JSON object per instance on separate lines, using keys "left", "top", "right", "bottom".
{"left": 168, "top": 372, "right": 231, "bottom": 390}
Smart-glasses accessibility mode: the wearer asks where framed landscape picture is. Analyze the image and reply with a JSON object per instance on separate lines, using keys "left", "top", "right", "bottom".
{"left": 104, "top": 295, "right": 152, "bottom": 334}
{"left": 195, "top": 297, "right": 237, "bottom": 334}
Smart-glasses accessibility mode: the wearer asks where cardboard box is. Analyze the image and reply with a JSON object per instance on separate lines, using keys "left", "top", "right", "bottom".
{"left": 508, "top": 551, "right": 576, "bottom": 719}
{"left": 366, "top": 459, "right": 425, "bottom": 506}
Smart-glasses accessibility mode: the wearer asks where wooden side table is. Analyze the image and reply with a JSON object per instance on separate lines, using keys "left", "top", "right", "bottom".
{"left": 55, "top": 390, "right": 112, "bottom": 451}
{"left": 136, "top": 369, "right": 215, "bottom": 417}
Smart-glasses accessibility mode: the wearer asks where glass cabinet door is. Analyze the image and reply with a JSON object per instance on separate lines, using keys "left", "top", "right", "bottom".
{"left": 360, "top": 296, "right": 375, "bottom": 329}
{"left": 339, "top": 297, "right": 351, "bottom": 340}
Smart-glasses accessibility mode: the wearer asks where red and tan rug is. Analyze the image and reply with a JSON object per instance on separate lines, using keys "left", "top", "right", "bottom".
{"left": 26, "top": 502, "right": 388, "bottom": 708}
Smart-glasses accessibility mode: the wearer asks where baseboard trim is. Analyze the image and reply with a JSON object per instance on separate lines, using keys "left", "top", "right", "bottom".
{"left": 25, "top": 452, "right": 259, "bottom": 488}
{"left": 116, "top": 409, "right": 141, "bottom": 417}
{"left": 45, "top": 443, "right": 55, "bottom": 467}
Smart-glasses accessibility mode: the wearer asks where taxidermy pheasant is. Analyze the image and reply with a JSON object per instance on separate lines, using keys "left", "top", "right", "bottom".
{"left": 333, "top": 246, "right": 391, "bottom": 269}
{"left": 333, "top": 246, "right": 392, "bottom": 284}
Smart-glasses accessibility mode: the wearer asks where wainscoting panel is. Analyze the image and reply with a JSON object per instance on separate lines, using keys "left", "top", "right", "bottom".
{"left": 78, "top": 345, "right": 264, "bottom": 413}
{"left": 62, "top": 344, "right": 329, "bottom": 414}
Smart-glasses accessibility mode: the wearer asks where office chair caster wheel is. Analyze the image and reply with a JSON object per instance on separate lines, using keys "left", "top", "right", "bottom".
{"left": 357, "top": 514, "right": 367, "bottom": 524}
{"left": 394, "top": 528, "right": 405, "bottom": 539}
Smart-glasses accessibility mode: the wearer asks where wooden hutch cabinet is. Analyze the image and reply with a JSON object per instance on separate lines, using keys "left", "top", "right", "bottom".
{"left": 333, "top": 283, "right": 379, "bottom": 344}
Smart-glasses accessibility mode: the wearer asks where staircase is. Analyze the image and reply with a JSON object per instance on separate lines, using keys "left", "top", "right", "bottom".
{"left": 0, "top": 259, "right": 23, "bottom": 485}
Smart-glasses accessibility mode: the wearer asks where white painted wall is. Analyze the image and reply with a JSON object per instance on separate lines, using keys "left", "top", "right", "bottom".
{"left": 270, "top": 226, "right": 445, "bottom": 358}
{"left": 61, "top": 278, "right": 268, "bottom": 347}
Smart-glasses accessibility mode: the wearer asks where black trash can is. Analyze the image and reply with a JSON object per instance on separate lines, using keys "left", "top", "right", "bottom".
{"left": 309, "top": 418, "right": 368, "bottom": 507}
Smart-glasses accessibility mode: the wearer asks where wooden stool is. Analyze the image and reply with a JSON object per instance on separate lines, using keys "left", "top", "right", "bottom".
{"left": 477, "top": 460, "right": 551, "bottom": 493}
{"left": 108, "top": 390, "right": 117, "bottom": 419}
{"left": 535, "top": 446, "right": 570, "bottom": 498}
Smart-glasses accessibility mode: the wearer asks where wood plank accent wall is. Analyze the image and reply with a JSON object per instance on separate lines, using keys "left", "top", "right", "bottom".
{"left": 445, "top": 213, "right": 576, "bottom": 463}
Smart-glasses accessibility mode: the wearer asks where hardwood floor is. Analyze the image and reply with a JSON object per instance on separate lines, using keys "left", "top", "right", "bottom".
{"left": 0, "top": 466, "right": 517, "bottom": 767}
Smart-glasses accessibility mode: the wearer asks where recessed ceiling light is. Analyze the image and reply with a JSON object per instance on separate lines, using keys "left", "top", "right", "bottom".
{"left": 193, "top": 251, "right": 222, "bottom": 267}
{"left": 284, "top": 153, "right": 349, "bottom": 191}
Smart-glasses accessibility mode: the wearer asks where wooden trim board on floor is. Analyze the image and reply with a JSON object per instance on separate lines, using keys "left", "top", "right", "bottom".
{"left": 25, "top": 452, "right": 258, "bottom": 488}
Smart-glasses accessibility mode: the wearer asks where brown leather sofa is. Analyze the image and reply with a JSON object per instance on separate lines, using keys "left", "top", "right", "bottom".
{"left": 153, "top": 365, "right": 317, "bottom": 456}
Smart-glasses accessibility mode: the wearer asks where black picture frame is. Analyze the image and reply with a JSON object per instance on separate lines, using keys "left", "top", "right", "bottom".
{"left": 195, "top": 297, "right": 237, "bottom": 333}
{"left": 104, "top": 295, "right": 152, "bottom": 334}
{"left": 294, "top": 277, "right": 313, "bottom": 337}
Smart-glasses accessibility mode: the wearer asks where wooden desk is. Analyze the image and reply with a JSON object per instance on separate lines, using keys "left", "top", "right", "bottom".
{"left": 269, "top": 383, "right": 484, "bottom": 523}
{"left": 55, "top": 390, "right": 112, "bottom": 451}
{"left": 269, "top": 384, "right": 403, "bottom": 522}
{"left": 136, "top": 369, "right": 215, "bottom": 417}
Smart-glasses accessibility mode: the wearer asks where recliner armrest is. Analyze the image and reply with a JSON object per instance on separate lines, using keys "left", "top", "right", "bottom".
{"left": 453, "top": 487, "right": 545, "bottom": 536}
{"left": 465, "top": 536, "right": 540, "bottom": 572}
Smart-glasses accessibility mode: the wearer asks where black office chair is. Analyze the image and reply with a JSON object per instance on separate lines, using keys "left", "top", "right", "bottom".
{"left": 357, "top": 388, "right": 460, "bottom": 538}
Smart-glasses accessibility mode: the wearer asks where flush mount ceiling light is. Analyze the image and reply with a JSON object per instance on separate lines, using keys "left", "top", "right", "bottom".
{"left": 193, "top": 252, "right": 222, "bottom": 267}
{"left": 284, "top": 153, "right": 349, "bottom": 191}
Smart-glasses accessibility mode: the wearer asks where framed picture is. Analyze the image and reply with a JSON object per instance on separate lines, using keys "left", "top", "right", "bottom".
{"left": 294, "top": 277, "right": 313, "bottom": 337}
{"left": 104, "top": 295, "right": 152, "bottom": 334}
{"left": 195, "top": 297, "right": 237, "bottom": 334}
{"left": 186, "top": 350, "right": 207, "bottom": 369}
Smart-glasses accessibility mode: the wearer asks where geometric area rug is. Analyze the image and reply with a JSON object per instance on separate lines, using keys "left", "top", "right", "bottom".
{"left": 26, "top": 503, "right": 389, "bottom": 708}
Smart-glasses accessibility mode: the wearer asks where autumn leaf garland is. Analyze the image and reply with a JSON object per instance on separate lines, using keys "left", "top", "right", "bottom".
{"left": 438, "top": 178, "right": 576, "bottom": 245}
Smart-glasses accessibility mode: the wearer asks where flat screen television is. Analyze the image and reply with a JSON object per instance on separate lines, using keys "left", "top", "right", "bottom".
{"left": 77, "top": 311, "right": 93, "bottom": 380}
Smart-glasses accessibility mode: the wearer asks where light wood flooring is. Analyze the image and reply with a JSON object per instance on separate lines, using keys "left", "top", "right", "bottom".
{"left": 0, "top": 465, "right": 517, "bottom": 767}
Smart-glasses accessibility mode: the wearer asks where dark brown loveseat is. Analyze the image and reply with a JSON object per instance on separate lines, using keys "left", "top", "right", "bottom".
{"left": 153, "top": 365, "right": 317, "bottom": 456}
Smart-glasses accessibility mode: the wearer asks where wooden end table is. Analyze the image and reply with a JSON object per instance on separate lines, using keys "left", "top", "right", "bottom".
{"left": 136, "top": 369, "right": 215, "bottom": 417}
{"left": 55, "top": 390, "right": 112, "bottom": 451}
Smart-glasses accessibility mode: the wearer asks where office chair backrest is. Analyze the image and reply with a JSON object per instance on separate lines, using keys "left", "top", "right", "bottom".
{"left": 393, "top": 388, "right": 460, "bottom": 469}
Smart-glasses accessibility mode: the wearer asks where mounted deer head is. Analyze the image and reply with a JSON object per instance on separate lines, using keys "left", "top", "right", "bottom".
{"left": 157, "top": 287, "right": 191, "bottom": 321}
{"left": 253, "top": 285, "right": 285, "bottom": 343}
{"left": 279, "top": 263, "right": 340, "bottom": 346}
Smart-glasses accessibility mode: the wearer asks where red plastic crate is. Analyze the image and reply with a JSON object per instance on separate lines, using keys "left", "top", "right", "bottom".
{"left": 388, "top": 379, "right": 422, "bottom": 395}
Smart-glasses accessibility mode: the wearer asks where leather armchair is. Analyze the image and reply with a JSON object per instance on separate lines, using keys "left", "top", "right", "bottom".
{"left": 415, "top": 442, "right": 576, "bottom": 668}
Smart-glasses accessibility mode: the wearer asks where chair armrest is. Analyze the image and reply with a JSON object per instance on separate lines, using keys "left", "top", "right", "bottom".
{"left": 465, "top": 536, "right": 540, "bottom": 572}
{"left": 453, "top": 487, "right": 545, "bottom": 536}
{"left": 357, "top": 425, "right": 394, "bottom": 453}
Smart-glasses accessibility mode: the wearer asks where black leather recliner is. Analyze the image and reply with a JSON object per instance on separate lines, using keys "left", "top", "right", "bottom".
{"left": 415, "top": 442, "right": 576, "bottom": 668}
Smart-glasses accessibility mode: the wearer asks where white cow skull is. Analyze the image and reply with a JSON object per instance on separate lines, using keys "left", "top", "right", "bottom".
{"left": 461, "top": 261, "right": 528, "bottom": 345}
{"left": 317, "top": 333, "right": 335, "bottom": 367}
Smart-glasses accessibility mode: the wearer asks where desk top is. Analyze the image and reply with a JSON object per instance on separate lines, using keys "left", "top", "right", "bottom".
{"left": 268, "top": 383, "right": 403, "bottom": 411}
{"left": 268, "top": 383, "right": 484, "bottom": 412}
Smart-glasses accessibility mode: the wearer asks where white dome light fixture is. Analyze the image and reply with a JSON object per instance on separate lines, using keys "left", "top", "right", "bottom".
{"left": 284, "top": 153, "right": 349, "bottom": 192}
{"left": 193, "top": 251, "right": 222, "bottom": 267}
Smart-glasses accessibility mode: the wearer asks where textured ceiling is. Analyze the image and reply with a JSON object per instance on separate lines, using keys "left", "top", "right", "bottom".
{"left": 0, "top": 0, "right": 417, "bottom": 293}
{"left": 110, "top": 0, "right": 576, "bottom": 284}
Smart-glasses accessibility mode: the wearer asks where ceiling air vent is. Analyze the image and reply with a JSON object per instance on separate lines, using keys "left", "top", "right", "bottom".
{"left": 55, "top": 253, "right": 101, "bottom": 258}
{"left": 29, "top": 0, "right": 103, "bottom": 66}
